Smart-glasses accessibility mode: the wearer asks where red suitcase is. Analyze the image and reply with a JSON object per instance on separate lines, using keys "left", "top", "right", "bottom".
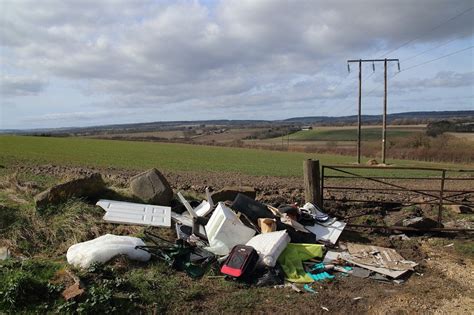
{"left": 221, "top": 245, "right": 258, "bottom": 278}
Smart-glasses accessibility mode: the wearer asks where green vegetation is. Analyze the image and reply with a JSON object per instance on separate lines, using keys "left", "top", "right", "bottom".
{"left": 0, "top": 136, "right": 467, "bottom": 178}
{"left": 0, "top": 259, "right": 64, "bottom": 311}
{"left": 426, "top": 120, "right": 474, "bottom": 137}
{"left": 286, "top": 127, "right": 420, "bottom": 141}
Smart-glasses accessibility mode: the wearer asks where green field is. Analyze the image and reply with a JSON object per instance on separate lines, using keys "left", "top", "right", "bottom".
{"left": 286, "top": 127, "right": 421, "bottom": 141}
{"left": 0, "top": 136, "right": 468, "bottom": 177}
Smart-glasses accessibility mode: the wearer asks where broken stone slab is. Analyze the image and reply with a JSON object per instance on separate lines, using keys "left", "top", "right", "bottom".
{"left": 62, "top": 282, "right": 85, "bottom": 300}
{"left": 34, "top": 173, "right": 106, "bottom": 209}
{"left": 130, "top": 168, "right": 173, "bottom": 206}
{"left": 396, "top": 217, "right": 442, "bottom": 229}
{"left": 211, "top": 186, "right": 256, "bottom": 203}
{"left": 449, "top": 205, "right": 473, "bottom": 214}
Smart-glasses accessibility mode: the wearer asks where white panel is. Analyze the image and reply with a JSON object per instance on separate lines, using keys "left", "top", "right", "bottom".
{"left": 96, "top": 199, "right": 171, "bottom": 227}
{"left": 305, "top": 220, "right": 346, "bottom": 244}
{"left": 204, "top": 202, "right": 256, "bottom": 255}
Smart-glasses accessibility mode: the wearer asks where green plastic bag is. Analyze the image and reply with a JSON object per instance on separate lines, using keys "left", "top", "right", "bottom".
{"left": 277, "top": 243, "right": 324, "bottom": 283}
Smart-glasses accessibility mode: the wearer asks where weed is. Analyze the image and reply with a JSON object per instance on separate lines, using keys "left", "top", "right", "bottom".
{"left": 0, "top": 259, "right": 63, "bottom": 311}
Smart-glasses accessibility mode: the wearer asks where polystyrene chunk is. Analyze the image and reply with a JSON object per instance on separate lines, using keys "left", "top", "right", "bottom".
{"left": 66, "top": 234, "right": 151, "bottom": 269}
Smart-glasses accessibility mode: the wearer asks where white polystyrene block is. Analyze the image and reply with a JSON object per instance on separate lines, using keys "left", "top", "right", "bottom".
{"left": 66, "top": 234, "right": 151, "bottom": 269}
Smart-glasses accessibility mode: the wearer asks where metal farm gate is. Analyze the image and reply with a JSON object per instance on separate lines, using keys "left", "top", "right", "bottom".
{"left": 320, "top": 165, "right": 474, "bottom": 232}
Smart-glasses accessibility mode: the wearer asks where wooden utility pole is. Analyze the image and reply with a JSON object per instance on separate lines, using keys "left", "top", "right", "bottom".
{"left": 382, "top": 59, "right": 388, "bottom": 164}
{"left": 347, "top": 58, "right": 400, "bottom": 164}
{"left": 303, "top": 159, "right": 321, "bottom": 207}
{"left": 358, "top": 60, "right": 362, "bottom": 164}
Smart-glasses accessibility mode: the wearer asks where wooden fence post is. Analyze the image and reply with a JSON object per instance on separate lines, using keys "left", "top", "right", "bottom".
{"left": 303, "top": 159, "right": 321, "bottom": 207}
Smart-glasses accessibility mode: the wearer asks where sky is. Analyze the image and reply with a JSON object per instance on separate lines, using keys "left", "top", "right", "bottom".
{"left": 0, "top": 0, "right": 473, "bottom": 129}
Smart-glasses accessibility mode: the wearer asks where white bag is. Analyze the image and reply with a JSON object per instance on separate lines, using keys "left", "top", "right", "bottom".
{"left": 66, "top": 234, "right": 151, "bottom": 269}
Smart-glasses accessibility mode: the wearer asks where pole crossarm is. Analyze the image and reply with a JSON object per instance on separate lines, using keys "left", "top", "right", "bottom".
{"left": 347, "top": 59, "right": 399, "bottom": 63}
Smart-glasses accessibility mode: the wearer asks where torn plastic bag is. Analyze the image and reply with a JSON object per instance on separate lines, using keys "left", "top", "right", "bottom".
{"left": 255, "top": 264, "right": 285, "bottom": 287}
{"left": 67, "top": 234, "right": 151, "bottom": 269}
{"left": 246, "top": 230, "right": 290, "bottom": 267}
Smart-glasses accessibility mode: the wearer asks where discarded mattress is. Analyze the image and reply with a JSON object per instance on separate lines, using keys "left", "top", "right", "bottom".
{"left": 205, "top": 202, "right": 256, "bottom": 256}
{"left": 341, "top": 243, "right": 418, "bottom": 278}
{"left": 66, "top": 234, "right": 151, "bottom": 269}
{"left": 305, "top": 220, "right": 346, "bottom": 244}
{"left": 246, "top": 230, "right": 290, "bottom": 267}
{"left": 97, "top": 199, "right": 171, "bottom": 227}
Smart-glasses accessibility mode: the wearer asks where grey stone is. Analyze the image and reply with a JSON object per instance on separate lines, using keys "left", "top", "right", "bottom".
{"left": 130, "top": 168, "right": 173, "bottom": 205}
{"left": 34, "top": 173, "right": 106, "bottom": 209}
{"left": 397, "top": 216, "right": 441, "bottom": 229}
{"left": 211, "top": 186, "right": 256, "bottom": 203}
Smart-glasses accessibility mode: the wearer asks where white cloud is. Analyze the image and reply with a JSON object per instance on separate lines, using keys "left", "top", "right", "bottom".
{"left": 1, "top": 0, "right": 473, "bottom": 127}
{"left": 0, "top": 75, "right": 47, "bottom": 97}
{"left": 392, "top": 71, "right": 474, "bottom": 91}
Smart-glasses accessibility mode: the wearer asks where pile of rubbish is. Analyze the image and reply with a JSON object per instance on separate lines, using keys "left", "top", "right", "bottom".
{"left": 66, "top": 183, "right": 418, "bottom": 293}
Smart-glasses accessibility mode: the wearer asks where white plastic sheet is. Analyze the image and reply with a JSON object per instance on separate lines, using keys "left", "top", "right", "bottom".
{"left": 305, "top": 220, "right": 346, "bottom": 244}
{"left": 66, "top": 234, "right": 151, "bottom": 269}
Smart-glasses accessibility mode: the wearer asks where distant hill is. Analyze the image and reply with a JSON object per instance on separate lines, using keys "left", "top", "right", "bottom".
{"left": 2, "top": 110, "right": 473, "bottom": 135}
{"left": 283, "top": 110, "right": 474, "bottom": 124}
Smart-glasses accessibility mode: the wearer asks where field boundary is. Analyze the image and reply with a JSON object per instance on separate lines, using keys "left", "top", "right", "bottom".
{"left": 321, "top": 164, "right": 474, "bottom": 232}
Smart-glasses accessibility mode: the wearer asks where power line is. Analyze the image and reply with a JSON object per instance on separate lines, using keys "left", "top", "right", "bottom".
{"left": 402, "top": 45, "right": 474, "bottom": 72}
{"left": 367, "top": 44, "right": 474, "bottom": 95}
{"left": 379, "top": 5, "right": 473, "bottom": 58}
{"left": 403, "top": 36, "right": 460, "bottom": 62}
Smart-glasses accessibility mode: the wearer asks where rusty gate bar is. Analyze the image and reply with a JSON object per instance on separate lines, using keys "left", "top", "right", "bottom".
{"left": 437, "top": 170, "right": 446, "bottom": 226}
{"left": 320, "top": 164, "right": 474, "bottom": 232}
{"left": 328, "top": 167, "right": 443, "bottom": 200}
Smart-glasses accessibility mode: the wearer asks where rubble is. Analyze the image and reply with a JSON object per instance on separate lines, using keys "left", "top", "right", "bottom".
{"left": 34, "top": 173, "right": 106, "bottom": 209}
{"left": 397, "top": 216, "right": 441, "bottom": 229}
{"left": 62, "top": 283, "right": 85, "bottom": 301}
{"left": 130, "top": 168, "right": 173, "bottom": 205}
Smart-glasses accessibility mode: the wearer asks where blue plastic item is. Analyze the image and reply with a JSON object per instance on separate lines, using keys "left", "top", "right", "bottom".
{"left": 307, "top": 271, "right": 335, "bottom": 281}
{"left": 303, "top": 284, "right": 317, "bottom": 294}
